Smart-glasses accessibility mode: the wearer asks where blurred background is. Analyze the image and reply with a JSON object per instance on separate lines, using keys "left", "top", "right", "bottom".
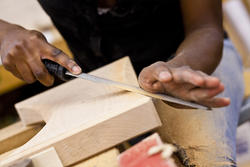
{"left": 0, "top": 0, "right": 73, "bottom": 127}
{"left": 0, "top": 0, "right": 249, "bottom": 166}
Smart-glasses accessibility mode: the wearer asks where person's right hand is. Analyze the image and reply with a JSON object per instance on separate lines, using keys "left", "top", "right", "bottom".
{"left": 0, "top": 25, "right": 82, "bottom": 86}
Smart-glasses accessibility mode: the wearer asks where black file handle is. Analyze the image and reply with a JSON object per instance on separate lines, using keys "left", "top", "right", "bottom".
{"left": 42, "top": 59, "right": 73, "bottom": 81}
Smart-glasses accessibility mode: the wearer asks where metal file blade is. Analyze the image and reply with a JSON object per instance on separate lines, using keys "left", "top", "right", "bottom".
{"left": 66, "top": 71, "right": 209, "bottom": 110}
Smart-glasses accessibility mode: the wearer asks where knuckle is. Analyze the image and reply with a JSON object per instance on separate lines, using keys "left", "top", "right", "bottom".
{"left": 142, "top": 79, "right": 152, "bottom": 85}
{"left": 139, "top": 68, "right": 150, "bottom": 77}
{"left": 51, "top": 48, "right": 62, "bottom": 56}
{"left": 139, "top": 79, "right": 151, "bottom": 89}
{"left": 7, "top": 50, "right": 16, "bottom": 58}
{"left": 139, "top": 75, "right": 152, "bottom": 84}
{"left": 182, "top": 70, "right": 191, "bottom": 76}
{"left": 34, "top": 69, "right": 47, "bottom": 79}
{"left": 29, "top": 30, "right": 45, "bottom": 41}
{"left": 14, "top": 40, "right": 25, "bottom": 48}
{"left": 172, "top": 72, "right": 181, "bottom": 81}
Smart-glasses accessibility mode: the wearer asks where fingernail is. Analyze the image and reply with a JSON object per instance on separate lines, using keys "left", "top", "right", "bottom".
{"left": 72, "top": 65, "right": 82, "bottom": 74}
{"left": 159, "top": 71, "right": 171, "bottom": 81}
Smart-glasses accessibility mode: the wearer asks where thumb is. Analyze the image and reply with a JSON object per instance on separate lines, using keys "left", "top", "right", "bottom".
{"left": 151, "top": 62, "right": 172, "bottom": 82}
{"left": 43, "top": 45, "right": 82, "bottom": 74}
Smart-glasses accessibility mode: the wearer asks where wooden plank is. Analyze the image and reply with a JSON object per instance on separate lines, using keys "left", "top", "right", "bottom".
{"left": 2, "top": 147, "right": 63, "bottom": 167}
{"left": 0, "top": 122, "right": 43, "bottom": 154}
{"left": 7, "top": 159, "right": 32, "bottom": 167}
{"left": 30, "top": 147, "right": 63, "bottom": 167}
{"left": 0, "top": 57, "right": 161, "bottom": 166}
{"left": 73, "top": 148, "right": 119, "bottom": 167}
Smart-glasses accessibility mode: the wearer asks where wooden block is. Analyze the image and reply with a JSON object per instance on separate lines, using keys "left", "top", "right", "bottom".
{"left": 73, "top": 148, "right": 119, "bottom": 167}
{"left": 7, "top": 159, "right": 32, "bottom": 167}
{"left": 30, "top": 147, "right": 63, "bottom": 167}
{"left": 3, "top": 147, "right": 63, "bottom": 167}
{"left": 1, "top": 57, "right": 161, "bottom": 166}
{"left": 0, "top": 122, "right": 43, "bottom": 154}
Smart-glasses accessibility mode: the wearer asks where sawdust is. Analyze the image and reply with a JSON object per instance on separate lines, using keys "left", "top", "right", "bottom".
{"left": 154, "top": 100, "right": 236, "bottom": 167}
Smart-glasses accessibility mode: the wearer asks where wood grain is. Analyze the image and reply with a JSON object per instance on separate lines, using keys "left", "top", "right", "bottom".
{"left": 30, "top": 147, "right": 63, "bottom": 167}
{"left": 72, "top": 148, "right": 119, "bottom": 167}
{"left": 1, "top": 57, "right": 161, "bottom": 166}
{"left": 0, "top": 122, "right": 43, "bottom": 154}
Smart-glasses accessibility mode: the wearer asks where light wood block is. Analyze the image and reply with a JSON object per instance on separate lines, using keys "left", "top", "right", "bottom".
{"left": 1, "top": 147, "right": 63, "bottom": 167}
{"left": 0, "top": 122, "right": 43, "bottom": 154}
{"left": 73, "top": 148, "right": 119, "bottom": 167}
{"left": 30, "top": 147, "right": 63, "bottom": 167}
{"left": 0, "top": 57, "right": 161, "bottom": 166}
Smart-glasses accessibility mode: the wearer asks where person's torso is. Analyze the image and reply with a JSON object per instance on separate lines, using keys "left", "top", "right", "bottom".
{"left": 38, "top": 0, "right": 184, "bottom": 73}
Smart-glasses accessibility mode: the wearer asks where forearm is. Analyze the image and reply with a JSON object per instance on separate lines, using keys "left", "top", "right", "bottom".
{"left": 168, "top": 27, "right": 223, "bottom": 75}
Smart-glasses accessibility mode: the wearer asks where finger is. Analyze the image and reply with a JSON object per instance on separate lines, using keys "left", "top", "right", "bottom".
{"left": 171, "top": 67, "right": 205, "bottom": 87}
{"left": 11, "top": 68, "right": 23, "bottom": 80}
{"left": 16, "top": 63, "right": 36, "bottom": 84}
{"left": 138, "top": 68, "right": 157, "bottom": 87}
{"left": 139, "top": 62, "right": 171, "bottom": 93}
{"left": 42, "top": 44, "right": 82, "bottom": 74}
{"left": 6, "top": 45, "right": 34, "bottom": 82}
{"left": 138, "top": 76, "right": 162, "bottom": 93}
{"left": 196, "top": 71, "right": 221, "bottom": 88}
{"left": 21, "top": 41, "right": 54, "bottom": 86}
{"left": 151, "top": 62, "right": 172, "bottom": 82}
{"left": 204, "top": 76, "right": 221, "bottom": 88}
{"left": 29, "top": 30, "right": 47, "bottom": 42}
{"left": 28, "top": 58, "right": 54, "bottom": 86}
{"left": 4, "top": 64, "right": 23, "bottom": 80}
{"left": 139, "top": 62, "right": 172, "bottom": 84}
{"left": 151, "top": 81, "right": 165, "bottom": 93}
{"left": 189, "top": 83, "right": 224, "bottom": 101}
{"left": 199, "top": 97, "right": 230, "bottom": 108}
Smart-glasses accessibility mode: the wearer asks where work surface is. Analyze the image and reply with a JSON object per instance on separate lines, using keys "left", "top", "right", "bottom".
{"left": 0, "top": 57, "right": 161, "bottom": 166}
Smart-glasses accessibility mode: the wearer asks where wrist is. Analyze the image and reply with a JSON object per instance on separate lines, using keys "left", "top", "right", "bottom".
{"left": 165, "top": 56, "right": 190, "bottom": 69}
{"left": 0, "top": 20, "right": 25, "bottom": 47}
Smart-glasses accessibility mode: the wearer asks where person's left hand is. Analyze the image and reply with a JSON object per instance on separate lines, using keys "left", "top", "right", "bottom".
{"left": 138, "top": 61, "right": 230, "bottom": 108}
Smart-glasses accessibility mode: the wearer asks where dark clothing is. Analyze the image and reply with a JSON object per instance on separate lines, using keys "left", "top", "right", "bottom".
{"left": 38, "top": 0, "right": 184, "bottom": 73}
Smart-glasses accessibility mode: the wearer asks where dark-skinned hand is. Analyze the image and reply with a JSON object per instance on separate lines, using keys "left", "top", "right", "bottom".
{"left": 138, "top": 61, "right": 230, "bottom": 108}
{"left": 0, "top": 25, "right": 82, "bottom": 86}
